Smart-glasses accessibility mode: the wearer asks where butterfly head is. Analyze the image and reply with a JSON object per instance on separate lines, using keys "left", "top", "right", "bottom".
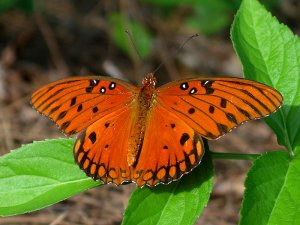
{"left": 142, "top": 73, "right": 157, "bottom": 88}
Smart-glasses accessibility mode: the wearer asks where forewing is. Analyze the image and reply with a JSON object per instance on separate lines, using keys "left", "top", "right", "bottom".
{"left": 132, "top": 104, "right": 204, "bottom": 187}
{"left": 156, "top": 77, "right": 283, "bottom": 139}
{"left": 31, "top": 76, "right": 138, "bottom": 135}
{"left": 73, "top": 107, "right": 134, "bottom": 185}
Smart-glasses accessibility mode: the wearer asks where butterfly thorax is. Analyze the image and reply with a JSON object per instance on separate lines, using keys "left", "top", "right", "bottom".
{"left": 127, "top": 73, "right": 157, "bottom": 166}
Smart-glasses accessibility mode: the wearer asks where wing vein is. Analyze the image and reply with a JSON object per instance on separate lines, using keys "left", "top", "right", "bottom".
{"left": 217, "top": 83, "right": 272, "bottom": 113}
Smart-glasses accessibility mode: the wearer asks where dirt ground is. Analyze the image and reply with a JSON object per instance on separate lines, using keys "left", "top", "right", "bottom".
{"left": 0, "top": 1, "right": 297, "bottom": 224}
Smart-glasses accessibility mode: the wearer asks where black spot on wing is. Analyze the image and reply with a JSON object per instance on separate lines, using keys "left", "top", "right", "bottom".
{"left": 188, "top": 108, "right": 195, "bottom": 114}
{"left": 100, "top": 87, "right": 106, "bottom": 94}
{"left": 237, "top": 107, "right": 251, "bottom": 119}
{"left": 61, "top": 121, "right": 71, "bottom": 130}
{"left": 180, "top": 133, "right": 190, "bottom": 146}
{"left": 86, "top": 80, "right": 99, "bottom": 93}
{"left": 88, "top": 132, "right": 97, "bottom": 144}
{"left": 206, "top": 132, "right": 216, "bottom": 139}
{"left": 189, "top": 88, "right": 197, "bottom": 95}
{"left": 70, "top": 97, "right": 77, "bottom": 106}
{"left": 86, "top": 87, "right": 93, "bottom": 93}
{"left": 180, "top": 82, "right": 189, "bottom": 90}
{"left": 217, "top": 123, "right": 228, "bottom": 134}
{"left": 201, "top": 80, "right": 215, "bottom": 94}
{"left": 90, "top": 79, "right": 99, "bottom": 86}
{"left": 220, "top": 98, "right": 227, "bottom": 108}
{"left": 205, "top": 88, "right": 215, "bottom": 94}
{"left": 226, "top": 113, "right": 238, "bottom": 124}
{"left": 49, "top": 105, "right": 61, "bottom": 115}
{"left": 209, "top": 105, "right": 214, "bottom": 113}
{"left": 109, "top": 82, "right": 116, "bottom": 90}
{"left": 77, "top": 104, "right": 83, "bottom": 112}
{"left": 201, "top": 80, "right": 213, "bottom": 87}
{"left": 92, "top": 107, "right": 98, "bottom": 113}
{"left": 68, "top": 129, "right": 77, "bottom": 135}
{"left": 57, "top": 110, "right": 67, "bottom": 120}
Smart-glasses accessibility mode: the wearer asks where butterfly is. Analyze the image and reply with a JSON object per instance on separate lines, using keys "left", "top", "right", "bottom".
{"left": 31, "top": 73, "right": 283, "bottom": 187}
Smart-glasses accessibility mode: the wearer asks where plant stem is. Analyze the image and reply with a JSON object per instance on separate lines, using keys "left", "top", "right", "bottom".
{"left": 209, "top": 151, "right": 261, "bottom": 161}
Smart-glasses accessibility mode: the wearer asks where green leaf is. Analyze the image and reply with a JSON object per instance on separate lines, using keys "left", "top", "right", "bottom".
{"left": 240, "top": 147, "right": 300, "bottom": 225}
{"left": 0, "top": 139, "right": 101, "bottom": 216}
{"left": 231, "top": 0, "right": 300, "bottom": 151}
{"left": 122, "top": 151, "right": 213, "bottom": 225}
{"left": 108, "top": 13, "right": 153, "bottom": 59}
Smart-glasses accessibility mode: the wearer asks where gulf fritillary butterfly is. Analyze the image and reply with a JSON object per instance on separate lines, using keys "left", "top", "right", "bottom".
{"left": 31, "top": 73, "right": 283, "bottom": 187}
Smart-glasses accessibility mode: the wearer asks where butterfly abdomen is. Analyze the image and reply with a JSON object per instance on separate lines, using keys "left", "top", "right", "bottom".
{"left": 127, "top": 74, "right": 157, "bottom": 166}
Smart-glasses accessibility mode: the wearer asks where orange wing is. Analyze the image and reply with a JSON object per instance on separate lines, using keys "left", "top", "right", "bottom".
{"left": 132, "top": 104, "right": 204, "bottom": 187}
{"left": 31, "top": 76, "right": 138, "bottom": 135}
{"left": 74, "top": 101, "right": 204, "bottom": 187}
{"left": 156, "top": 78, "right": 283, "bottom": 140}
{"left": 73, "top": 107, "right": 134, "bottom": 185}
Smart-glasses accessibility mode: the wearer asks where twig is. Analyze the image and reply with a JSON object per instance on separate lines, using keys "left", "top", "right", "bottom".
{"left": 49, "top": 211, "right": 69, "bottom": 225}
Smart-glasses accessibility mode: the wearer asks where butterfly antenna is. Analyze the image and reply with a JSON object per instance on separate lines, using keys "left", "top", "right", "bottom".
{"left": 125, "top": 29, "right": 143, "bottom": 62}
{"left": 152, "top": 33, "right": 199, "bottom": 74}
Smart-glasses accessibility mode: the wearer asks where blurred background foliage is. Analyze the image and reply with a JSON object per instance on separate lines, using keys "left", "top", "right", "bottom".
{"left": 1, "top": 0, "right": 297, "bottom": 83}
{"left": 0, "top": 0, "right": 298, "bottom": 224}
{"left": 0, "top": 0, "right": 281, "bottom": 59}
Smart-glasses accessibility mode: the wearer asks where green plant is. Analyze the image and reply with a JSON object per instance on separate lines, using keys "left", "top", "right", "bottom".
{"left": 0, "top": 0, "right": 299, "bottom": 224}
